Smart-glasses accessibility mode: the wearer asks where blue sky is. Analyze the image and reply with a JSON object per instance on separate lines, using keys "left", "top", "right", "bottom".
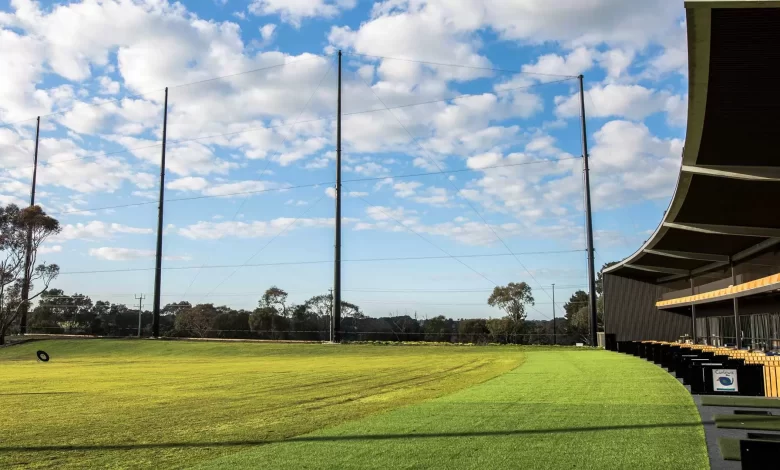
{"left": 0, "top": 0, "right": 689, "bottom": 319}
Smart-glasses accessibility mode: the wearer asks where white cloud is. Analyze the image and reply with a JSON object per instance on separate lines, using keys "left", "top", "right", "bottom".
{"left": 167, "top": 177, "right": 209, "bottom": 192}
{"left": 664, "top": 93, "right": 687, "bottom": 127}
{"left": 178, "top": 217, "right": 350, "bottom": 240}
{"left": 647, "top": 19, "right": 688, "bottom": 77}
{"left": 98, "top": 76, "right": 120, "bottom": 95}
{"left": 467, "top": 152, "right": 501, "bottom": 170}
{"left": 555, "top": 84, "right": 680, "bottom": 121}
{"left": 54, "top": 221, "right": 153, "bottom": 241}
{"left": 325, "top": 186, "right": 336, "bottom": 199}
{"left": 347, "top": 191, "right": 368, "bottom": 197}
{"left": 89, "top": 247, "right": 190, "bottom": 261}
{"left": 589, "top": 120, "right": 683, "bottom": 207}
{"left": 38, "top": 245, "right": 63, "bottom": 254}
{"left": 598, "top": 48, "right": 636, "bottom": 79}
{"left": 249, "top": 0, "right": 356, "bottom": 27}
{"left": 522, "top": 47, "right": 593, "bottom": 77}
{"left": 259, "top": 23, "right": 276, "bottom": 42}
{"left": 393, "top": 181, "right": 422, "bottom": 198}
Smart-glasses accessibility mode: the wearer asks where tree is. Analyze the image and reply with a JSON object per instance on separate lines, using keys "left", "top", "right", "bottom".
{"left": 486, "top": 317, "right": 513, "bottom": 344}
{"left": 30, "top": 290, "right": 93, "bottom": 334}
{"left": 424, "top": 315, "right": 453, "bottom": 342}
{"left": 174, "top": 304, "right": 218, "bottom": 338}
{"left": 0, "top": 205, "right": 61, "bottom": 344}
{"left": 487, "top": 282, "right": 534, "bottom": 335}
{"left": 213, "top": 308, "right": 251, "bottom": 338}
{"left": 458, "top": 319, "right": 489, "bottom": 344}
{"left": 162, "top": 301, "right": 191, "bottom": 316}
{"left": 341, "top": 301, "right": 364, "bottom": 320}
{"left": 260, "top": 286, "right": 289, "bottom": 317}
{"left": 563, "top": 290, "right": 589, "bottom": 316}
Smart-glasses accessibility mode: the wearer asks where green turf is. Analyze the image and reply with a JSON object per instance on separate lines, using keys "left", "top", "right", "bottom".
{"left": 702, "top": 395, "right": 780, "bottom": 408}
{"left": 717, "top": 437, "right": 741, "bottom": 460}
{"left": 197, "top": 350, "right": 708, "bottom": 470}
{"left": 714, "top": 414, "right": 780, "bottom": 431}
{"left": 0, "top": 340, "right": 520, "bottom": 469}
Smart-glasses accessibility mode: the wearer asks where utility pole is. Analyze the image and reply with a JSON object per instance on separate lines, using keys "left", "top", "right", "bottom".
{"left": 332, "top": 50, "right": 342, "bottom": 343}
{"left": 328, "top": 288, "right": 334, "bottom": 342}
{"left": 20, "top": 116, "right": 41, "bottom": 335}
{"left": 578, "top": 75, "right": 598, "bottom": 348}
{"left": 552, "top": 283, "right": 556, "bottom": 346}
{"left": 152, "top": 87, "right": 169, "bottom": 338}
{"left": 135, "top": 294, "right": 145, "bottom": 338}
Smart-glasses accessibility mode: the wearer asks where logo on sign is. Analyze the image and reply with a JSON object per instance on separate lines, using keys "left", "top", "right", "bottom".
{"left": 712, "top": 369, "right": 738, "bottom": 392}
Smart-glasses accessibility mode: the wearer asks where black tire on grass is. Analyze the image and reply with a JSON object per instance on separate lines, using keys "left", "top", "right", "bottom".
{"left": 36, "top": 350, "right": 49, "bottom": 362}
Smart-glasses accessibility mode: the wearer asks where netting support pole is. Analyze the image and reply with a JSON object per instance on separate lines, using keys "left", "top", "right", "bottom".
{"left": 152, "top": 87, "right": 169, "bottom": 338}
{"left": 333, "top": 51, "right": 343, "bottom": 343}
{"left": 20, "top": 116, "right": 40, "bottom": 335}
{"left": 579, "top": 75, "right": 598, "bottom": 347}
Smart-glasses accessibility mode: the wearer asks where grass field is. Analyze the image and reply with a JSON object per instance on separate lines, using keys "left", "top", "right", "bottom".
{"left": 0, "top": 340, "right": 708, "bottom": 469}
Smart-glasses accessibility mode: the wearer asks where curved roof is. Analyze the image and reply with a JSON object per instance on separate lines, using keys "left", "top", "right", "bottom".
{"left": 604, "top": 0, "right": 780, "bottom": 284}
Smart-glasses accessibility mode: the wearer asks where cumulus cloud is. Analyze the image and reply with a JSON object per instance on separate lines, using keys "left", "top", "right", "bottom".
{"left": 89, "top": 247, "right": 190, "bottom": 261}
{"left": 555, "top": 84, "right": 681, "bottom": 121}
{"left": 522, "top": 47, "right": 593, "bottom": 77}
{"left": 589, "top": 120, "right": 683, "bottom": 207}
{"left": 249, "top": 0, "right": 356, "bottom": 27}
{"left": 54, "top": 221, "right": 154, "bottom": 241}
{"left": 38, "top": 245, "right": 63, "bottom": 254}
{"left": 178, "top": 217, "right": 353, "bottom": 240}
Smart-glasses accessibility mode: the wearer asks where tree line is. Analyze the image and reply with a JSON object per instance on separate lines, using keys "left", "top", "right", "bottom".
{"left": 1, "top": 203, "right": 615, "bottom": 345}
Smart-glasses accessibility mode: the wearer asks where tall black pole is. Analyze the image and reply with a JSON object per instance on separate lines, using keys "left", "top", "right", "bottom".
{"left": 19, "top": 116, "right": 41, "bottom": 335}
{"left": 552, "top": 283, "right": 556, "bottom": 346}
{"left": 333, "top": 51, "right": 343, "bottom": 343}
{"left": 578, "top": 75, "right": 598, "bottom": 347}
{"left": 152, "top": 88, "right": 168, "bottom": 338}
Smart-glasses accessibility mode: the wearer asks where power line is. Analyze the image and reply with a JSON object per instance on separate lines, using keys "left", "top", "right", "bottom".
{"left": 354, "top": 195, "right": 499, "bottom": 288}
{"left": 353, "top": 70, "right": 559, "bottom": 318}
{"left": 4, "top": 76, "right": 573, "bottom": 174}
{"left": 46, "top": 156, "right": 581, "bottom": 216}
{"left": 343, "top": 77, "right": 576, "bottom": 115}
{"left": 343, "top": 155, "right": 580, "bottom": 185}
{"left": 344, "top": 52, "right": 579, "bottom": 79}
{"left": 200, "top": 193, "right": 330, "bottom": 299}
{"left": 0, "top": 54, "right": 333, "bottom": 131}
{"left": 181, "top": 57, "right": 337, "bottom": 299}
{"left": 57, "top": 250, "right": 585, "bottom": 275}
{"left": 3, "top": 77, "right": 574, "bottom": 174}
{"left": 167, "top": 54, "right": 334, "bottom": 91}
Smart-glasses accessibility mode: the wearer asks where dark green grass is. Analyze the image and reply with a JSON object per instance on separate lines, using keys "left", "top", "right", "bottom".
{"left": 0, "top": 340, "right": 520, "bottom": 469}
{"left": 702, "top": 395, "right": 780, "bottom": 408}
{"left": 714, "top": 414, "right": 780, "bottom": 431}
{"left": 197, "top": 350, "right": 708, "bottom": 470}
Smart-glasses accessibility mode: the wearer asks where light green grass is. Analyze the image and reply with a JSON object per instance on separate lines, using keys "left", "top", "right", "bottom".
{"left": 0, "top": 339, "right": 520, "bottom": 469}
{"left": 197, "top": 350, "right": 709, "bottom": 469}
{"left": 715, "top": 414, "right": 780, "bottom": 431}
{"left": 702, "top": 395, "right": 780, "bottom": 408}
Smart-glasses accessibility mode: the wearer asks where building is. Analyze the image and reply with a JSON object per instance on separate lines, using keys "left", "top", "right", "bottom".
{"left": 602, "top": 0, "right": 780, "bottom": 351}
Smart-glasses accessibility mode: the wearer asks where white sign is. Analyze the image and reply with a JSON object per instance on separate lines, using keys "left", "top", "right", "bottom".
{"left": 712, "top": 369, "right": 739, "bottom": 392}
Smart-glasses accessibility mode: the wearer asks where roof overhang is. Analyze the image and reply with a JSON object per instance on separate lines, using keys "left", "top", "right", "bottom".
{"left": 604, "top": 0, "right": 780, "bottom": 284}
